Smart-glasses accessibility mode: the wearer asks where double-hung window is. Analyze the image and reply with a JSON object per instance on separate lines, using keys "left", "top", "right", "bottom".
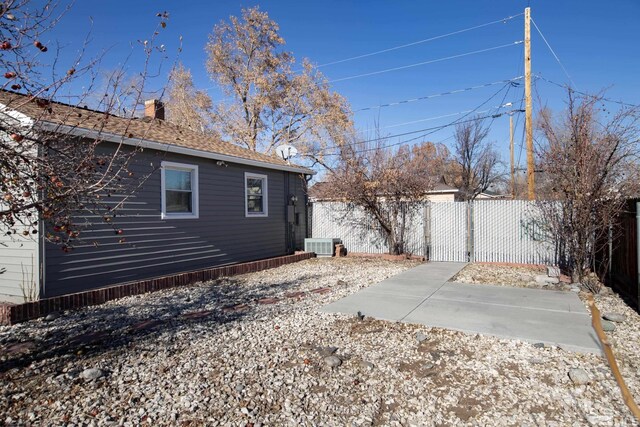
{"left": 245, "top": 172, "right": 268, "bottom": 217}
{"left": 161, "top": 161, "right": 199, "bottom": 219}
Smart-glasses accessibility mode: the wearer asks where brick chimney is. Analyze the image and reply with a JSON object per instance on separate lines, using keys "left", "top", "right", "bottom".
{"left": 144, "top": 99, "right": 165, "bottom": 120}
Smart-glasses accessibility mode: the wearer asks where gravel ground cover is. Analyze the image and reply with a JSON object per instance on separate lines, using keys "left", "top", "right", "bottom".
{"left": 0, "top": 258, "right": 639, "bottom": 426}
{"left": 451, "top": 263, "right": 553, "bottom": 289}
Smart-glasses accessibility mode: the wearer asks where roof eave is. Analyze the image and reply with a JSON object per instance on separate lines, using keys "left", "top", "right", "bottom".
{"left": 38, "top": 121, "right": 316, "bottom": 175}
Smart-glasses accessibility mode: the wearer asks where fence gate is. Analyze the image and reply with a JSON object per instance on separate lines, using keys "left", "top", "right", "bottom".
{"left": 429, "top": 202, "right": 469, "bottom": 262}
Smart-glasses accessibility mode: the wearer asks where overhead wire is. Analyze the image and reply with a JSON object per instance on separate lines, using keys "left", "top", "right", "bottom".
{"left": 530, "top": 17, "right": 577, "bottom": 89}
{"left": 329, "top": 41, "right": 523, "bottom": 83}
{"left": 197, "top": 11, "right": 530, "bottom": 160}
{"left": 315, "top": 12, "right": 524, "bottom": 68}
{"left": 514, "top": 87, "right": 526, "bottom": 170}
{"left": 354, "top": 76, "right": 523, "bottom": 112}
{"left": 536, "top": 74, "right": 640, "bottom": 108}
{"left": 389, "top": 79, "right": 523, "bottom": 150}
{"left": 354, "top": 99, "right": 523, "bottom": 134}
{"left": 319, "top": 81, "right": 519, "bottom": 156}
{"left": 485, "top": 78, "right": 514, "bottom": 131}
{"left": 205, "top": 13, "right": 523, "bottom": 90}
{"left": 328, "top": 110, "right": 526, "bottom": 157}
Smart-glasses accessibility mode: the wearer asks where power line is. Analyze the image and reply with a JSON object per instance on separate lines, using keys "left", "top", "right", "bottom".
{"left": 320, "top": 81, "right": 520, "bottom": 156}
{"left": 354, "top": 76, "right": 523, "bottom": 112}
{"left": 485, "top": 77, "right": 515, "bottom": 131}
{"left": 536, "top": 74, "right": 640, "bottom": 108}
{"left": 518, "top": 75, "right": 539, "bottom": 168}
{"left": 381, "top": 80, "right": 521, "bottom": 151}
{"left": 355, "top": 99, "right": 523, "bottom": 134}
{"left": 316, "top": 13, "right": 524, "bottom": 68}
{"left": 513, "top": 87, "right": 525, "bottom": 168}
{"left": 311, "top": 82, "right": 521, "bottom": 153}
{"left": 530, "top": 17, "right": 576, "bottom": 88}
{"left": 325, "top": 110, "right": 525, "bottom": 157}
{"left": 330, "top": 41, "right": 523, "bottom": 83}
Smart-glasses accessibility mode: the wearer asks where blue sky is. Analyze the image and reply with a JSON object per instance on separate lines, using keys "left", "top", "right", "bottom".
{"left": 44, "top": 0, "right": 639, "bottom": 170}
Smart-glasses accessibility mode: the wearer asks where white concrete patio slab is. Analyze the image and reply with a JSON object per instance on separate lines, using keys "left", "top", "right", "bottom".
{"left": 435, "top": 282, "right": 588, "bottom": 313}
{"left": 324, "top": 293, "right": 425, "bottom": 322}
{"left": 321, "top": 262, "right": 601, "bottom": 354}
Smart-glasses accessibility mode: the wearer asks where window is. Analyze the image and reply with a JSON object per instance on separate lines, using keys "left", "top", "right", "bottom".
{"left": 245, "top": 172, "right": 268, "bottom": 217}
{"left": 161, "top": 161, "right": 198, "bottom": 219}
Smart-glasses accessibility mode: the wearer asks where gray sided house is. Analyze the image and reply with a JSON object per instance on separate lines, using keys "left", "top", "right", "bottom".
{"left": 0, "top": 93, "right": 312, "bottom": 303}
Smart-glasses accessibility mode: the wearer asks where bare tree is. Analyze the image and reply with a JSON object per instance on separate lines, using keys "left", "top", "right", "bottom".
{"left": 203, "top": 7, "right": 353, "bottom": 165}
{"left": 165, "top": 63, "right": 215, "bottom": 135}
{"left": 409, "top": 141, "right": 459, "bottom": 185}
{"left": 453, "top": 118, "right": 503, "bottom": 200}
{"left": 0, "top": 3, "right": 174, "bottom": 248}
{"left": 322, "top": 140, "right": 442, "bottom": 255}
{"left": 537, "top": 91, "right": 640, "bottom": 285}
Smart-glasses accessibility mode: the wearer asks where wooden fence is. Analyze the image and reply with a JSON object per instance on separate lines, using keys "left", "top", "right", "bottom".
{"left": 603, "top": 199, "right": 640, "bottom": 310}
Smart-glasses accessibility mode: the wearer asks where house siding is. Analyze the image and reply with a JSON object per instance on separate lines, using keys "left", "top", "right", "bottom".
{"left": 43, "top": 142, "right": 308, "bottom": 297}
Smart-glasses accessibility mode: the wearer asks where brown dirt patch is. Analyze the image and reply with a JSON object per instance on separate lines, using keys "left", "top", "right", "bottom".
{"left": 398, "top": 359, "right": 440, "bottom": 379}
{"left": 345, "top": 318, "right": 386, "bottom": 335}
{"left": 529, "top": 403, "right": 561, "bottom": 421}
{"left": 450, "top": 398, "right": 481, "bottom": 422}
{"left": 416, "top": 339, "right": 440, "bottom": 353}
{"left": 309, "top": 384, "right": 329, "bottom": 394}
{"left": 451, "top": 263, "right": 555, "bottom": 289}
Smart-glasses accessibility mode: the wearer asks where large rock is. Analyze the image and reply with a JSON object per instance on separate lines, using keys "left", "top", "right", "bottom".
{"left": 600, "top": 320, "right": 616, "bottom": 332}
{"left": 80, "top": 368, "right": 104, "bottom": 381}
{"left": 359, "top": 360, "right": 375, "bottom": 370}
{"left": 546, "top": 266, "right": 561, "bottom": 277}
{"left": 316, "top": 346, "right": 338, "bottom": 357}
{"left": 44, "top": 312, "right": 59, "bottom": 322}
{"left": 535, "top": 275, "right": 559, "bottom": 285}
{"left": 416, "top": 332, "right": 428, "bottom": 343}
{"left": 324, "top": 356, "right": 342, "bottom": 368}
{"left": 568, "top": 368, "right": 590, "bottom": 385}
{"left": 602, "top": 313, "right": 626, "bottom": 323}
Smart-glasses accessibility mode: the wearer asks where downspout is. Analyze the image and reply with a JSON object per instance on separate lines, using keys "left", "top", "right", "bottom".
{"left": 636, "top": 201, "right": 640, "bottom": 309}
{"left": 284, "top": 171, "right": 291, "bottom": 254}
{"left": 40, "top": 218, "right": 45, "bottom": 299}
{"left": 305, "top": 174, "right": 312, "bottom": 240}
{"left": 38, "top": 131, "right": 46, "bottom": 300}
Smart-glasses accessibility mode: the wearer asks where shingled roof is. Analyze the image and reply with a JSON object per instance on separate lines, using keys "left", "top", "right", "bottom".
{"left": 0, "top": 91, "right": 313, "bottom": 174}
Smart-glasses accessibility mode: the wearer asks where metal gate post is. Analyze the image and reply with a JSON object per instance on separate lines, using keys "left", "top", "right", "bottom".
{"left": 424, "top": 202, "right": 431, "bottom": 260}
{"left": 466, "top": 201, "right": 475, "bottom": 263}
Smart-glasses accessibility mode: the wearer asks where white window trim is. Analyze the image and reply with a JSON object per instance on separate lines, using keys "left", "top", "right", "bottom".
{"left": 244, "top": 172, "right": 268, "bottom": 218}
{"left": 161, "top": 161, "right": 199, "bottom": 219}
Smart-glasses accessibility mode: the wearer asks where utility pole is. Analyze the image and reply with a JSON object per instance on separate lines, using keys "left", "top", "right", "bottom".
{"left": 524, "top": 7, "right": 535, "bottom": 200}
{"left": 510, "top": 114, "right": 515, "bottom": 199}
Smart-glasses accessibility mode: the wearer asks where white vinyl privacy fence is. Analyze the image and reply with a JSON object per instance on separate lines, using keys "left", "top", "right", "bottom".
{"left": 310, "top": 202, "right": 427, "bottom": 255}
{"left": 311, "top": 200, "right": 557, "bottom": 264}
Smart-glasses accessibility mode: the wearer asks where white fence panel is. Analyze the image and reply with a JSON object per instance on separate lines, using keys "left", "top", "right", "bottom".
{"left": 0, "top": 223, "right": 40, "bottom": 303}
{"left": 311, "top": 202, "right": 426, "bottom": 255}
{"left": 311, "top": 200, "right": 558, "bottom": 264}
{"left": 430, "top": 202, "right": 468, "bottom": 262}
{"left": 473, "top": 200, "right": 555, "bottom": 264}
{"left": 312, "top": 202, "right": 386, "bottom": 253}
